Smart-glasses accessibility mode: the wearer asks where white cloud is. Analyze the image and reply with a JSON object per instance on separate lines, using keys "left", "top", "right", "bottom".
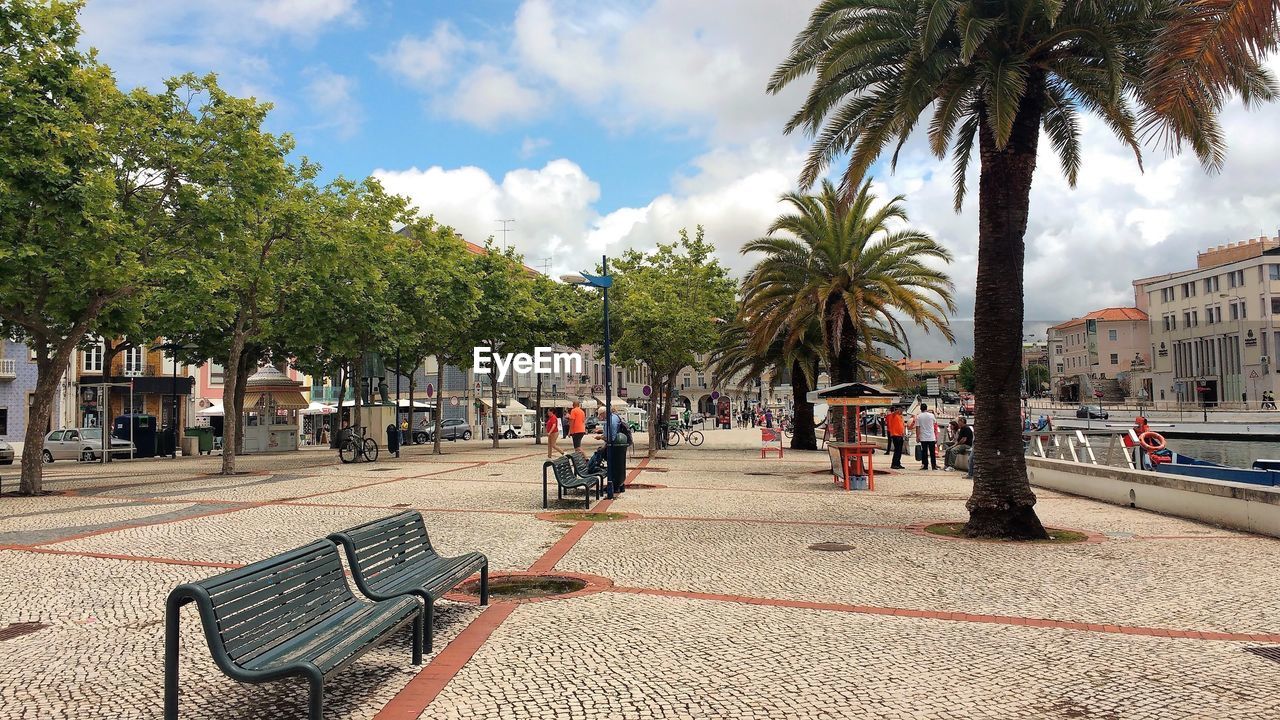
{"left": 520, "top": 136, "right": 552, "bottom": 159}
{"left": 376, "top": 23, "right": 467, "bottom": 88}
{"left": 301, "top": 66, "right": 362, "bottom": 139}
{"left": 254, "top": 0, "right": 359, "bottom": 35}
{"left": 443, "top": 65, "right": 546, "bottom": 128}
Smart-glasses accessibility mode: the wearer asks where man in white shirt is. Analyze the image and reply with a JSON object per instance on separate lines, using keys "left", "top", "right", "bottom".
{"left": 915, "top": 404, "right": 939, "bottom": 470}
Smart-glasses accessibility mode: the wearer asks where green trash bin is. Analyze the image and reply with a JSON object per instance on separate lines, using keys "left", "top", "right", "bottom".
{"left": 184, "top": 427, "right": 213, "bottom": 455}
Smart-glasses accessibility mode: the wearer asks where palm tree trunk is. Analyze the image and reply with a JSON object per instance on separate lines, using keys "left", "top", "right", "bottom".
{"left": 534, "top": 374, "right": 543, "bottom": 445}
{"left": 790, "top": 358, "right": 817, "bottom": 450}
{"left": 964, "top": 94, "right": 1049, "bottom": 540}
{"left": 433, "top": 362, "right": 444, "bottom": 455}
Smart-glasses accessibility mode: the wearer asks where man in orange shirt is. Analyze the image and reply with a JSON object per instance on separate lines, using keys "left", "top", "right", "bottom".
{"left": 885, "top": 406, "right": 907, "bottom": 470}
{"left": 568, "top": 400, "right": 587, "bottom": 450}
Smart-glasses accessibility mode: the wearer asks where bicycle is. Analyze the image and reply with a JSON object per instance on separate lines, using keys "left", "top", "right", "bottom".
{"left": 338, "top": 426, "right": 380, "bottom": 464}
{"left": 665, "top": 425, "right": 705, "bottom": 447}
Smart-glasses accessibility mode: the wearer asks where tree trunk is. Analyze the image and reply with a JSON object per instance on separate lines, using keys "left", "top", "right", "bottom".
{"left": 648, "top": 374, "right": 660, "bottom": 457}
{"left": 790, "top": 358, "right": 817, "bottom": 451}
{"left": 330, "top": 363, "right": 346, "bottom": 449}
{"left": 433, "top": 362, "right": 444, "bottom": 455}
{"left": 534, "top": 374, "right": 543, "bottom": 445}
{"left": 353, "top": 361, "right": 364, "bottom": 438}
{"left": 407, "top": 363, "right": 416, "bottom": 445}
{"left": 964, "top": 92, "right": 1050, "bottom": 540}
{"left": 19, "top": 345, "right": 73, "bottom": 494}
{"left": 220, "top": 324, "right": 247, "bottom": 475}
{"left": 489, "top": 373, "right": 500, "bottom": 448}
{"left": 233, "top": 351, "right": 251, "bottom": 454}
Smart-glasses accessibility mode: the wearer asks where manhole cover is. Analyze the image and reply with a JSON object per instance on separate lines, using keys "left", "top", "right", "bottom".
{"left": 1245, "top": 647, "right": 1280, "bottom": 664}
{"left": 746, "top": 472, "right": 776, "bottom": 476}
{"left": 489, "top": 473, "right": 505, "bottom": 476}
{"left": 0, "top": 622, "right": 47, "bottom": 642}
{"left": 391, "top": 503, "right": 411, "bottom": 508}
{"left": 368, "top": 468, "right": 395, "bottom": 472}
{"left": 625, "top": 483, "right": 665, "bottom": 489}
{"left": 543, "top": 511, "right": 629, "bottom": 523}
{"left": 809, "top": 542, "right": 856, "bottom": 552}
{"left": 459, "top": 575, "right": 587, "bottom": 600}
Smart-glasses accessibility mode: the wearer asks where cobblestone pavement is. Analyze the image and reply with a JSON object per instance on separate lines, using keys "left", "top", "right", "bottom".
{"left": 1, "top": 429, "right": 1278, "bottom": 719}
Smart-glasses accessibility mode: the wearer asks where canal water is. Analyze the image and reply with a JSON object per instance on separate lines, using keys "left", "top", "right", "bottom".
{"left": 1164, "top": 437, "right": 1280, "bottom": 468}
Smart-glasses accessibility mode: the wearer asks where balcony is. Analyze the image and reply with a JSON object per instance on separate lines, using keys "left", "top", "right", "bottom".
{"left": 0, "top": 358, "right": 14, "bottom": 380}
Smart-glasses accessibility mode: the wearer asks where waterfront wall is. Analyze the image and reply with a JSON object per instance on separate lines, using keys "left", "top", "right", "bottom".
{"left": 1025, "top": 456, "right": 1280, "bottom": 538}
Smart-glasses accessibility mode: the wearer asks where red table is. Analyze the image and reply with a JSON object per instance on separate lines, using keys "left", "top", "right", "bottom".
{"left": 828, "top": 442, "right": 876, "bottom": 491}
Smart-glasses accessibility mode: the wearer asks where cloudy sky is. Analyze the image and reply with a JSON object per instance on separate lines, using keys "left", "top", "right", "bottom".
{"left": 78, "top": 0, "right": 1280, "bottom": 359}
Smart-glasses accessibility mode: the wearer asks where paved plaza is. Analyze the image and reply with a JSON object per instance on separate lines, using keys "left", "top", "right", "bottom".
{"left": 2, "top": 430, "right": 1279, "bottom": 719}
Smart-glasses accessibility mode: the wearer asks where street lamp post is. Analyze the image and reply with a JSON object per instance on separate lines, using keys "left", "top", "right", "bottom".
{"left": 562, "top": 256, "right": 617, "bottom": 499}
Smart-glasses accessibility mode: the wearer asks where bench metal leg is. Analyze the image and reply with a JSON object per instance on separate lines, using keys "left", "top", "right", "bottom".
{"left": 412, "top": 610, "right": 424, "bottom": 664}
{"left": 307, "top": 671, "right": 325, "bottom": 720}
{"left": 164, "top": 595, "right": 183, "bottom": 720}
{"left": 425, "top": 598, "right": 434, "bottom": 654}
{"left": 583, "top": 485, "right": 590, "bottom": 509}
{"left": 480, "top": 564, "right": 489, "bottom": 606}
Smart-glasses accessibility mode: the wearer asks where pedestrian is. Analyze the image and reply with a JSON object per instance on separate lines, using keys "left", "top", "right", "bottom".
{"left": 764, "top": 408, "right": 774, "bottom": 428}
{"left": 1264, "top": 390, "right": 1277, "bottom": 410}
{"left": 545, "top": 409, "right": 561, "bottom": 458}
{"left": 886, "top": 406, "right": 906, "bottom": 469}
{"left": 944, "top": 416, "right": 973, "bottom": 470}
{"left": 683, "top": 407, "right": 692, "bottom": 429}
{"left": 751, "top": 410, "right": 757, "bottom": 428}
{"left": 915, "top": 403, "right": 939, "bottom": 470}
{"left": 568, "top": 401, "right": 587, "bottom": 450}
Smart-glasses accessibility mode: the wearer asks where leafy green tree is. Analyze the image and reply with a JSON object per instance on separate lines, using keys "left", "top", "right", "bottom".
{"left": 468, "top": 245, "right": 539, "bottom": 447}
{"left": 609, "top": 228, "right": 736, "bottom": 456}
{"left": 527, "top": 277, "right": 590, "bottom": 445}
{"left": 385, "top": 218, "right": 480, "bottom": 454}
{"left": 0, "top": 4, "right": 218, "bottom": 492}
{"left": 711, "top": 318, "right": 824, "bottom": 450}
{"left": 958, "top": 357, "right": 977, "bottom": 393}
{"left": 1026, "top": 364, "right": 1049, "bottom": 396}
{"left": 768, "top": 1, "right": 1274, "bottom": 539}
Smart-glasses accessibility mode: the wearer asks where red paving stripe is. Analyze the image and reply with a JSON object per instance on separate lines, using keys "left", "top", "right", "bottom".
{"left": 371, "top": 602, "right": 518, "bottom": 720}
{"left": 527, "top": 521, "right": 595, "bottom": 573}
{"left": 636, "top": 514, "right": 906, "bottom": 530}
{"left": 0, "top": 544, "right": 243, "bottom": 569}
{"left": 608, "top": 586, "right": 1280, "bottom": 642}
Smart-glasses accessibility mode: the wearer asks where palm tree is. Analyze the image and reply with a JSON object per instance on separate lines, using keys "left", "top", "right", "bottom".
{"left": 768, "top": 1, "right": 1275, "bottom": 539}
{"left": 740, "top": 178, "right": 954, "bottom": 388}
{"left": 711, "top": 317, "right": 824, "bottom": 450}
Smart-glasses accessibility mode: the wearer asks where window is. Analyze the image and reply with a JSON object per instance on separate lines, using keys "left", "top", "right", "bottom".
{"left": 1182, "top": 282, "right": 1197, "bottom": 298}
{"left": 1271, "top": 298, "right": 1280, "bottom": 316}
{"left": 1230, "top": 303, "right": 1240, "bottom": 321}
{"left": 208, "top": 361, "right": 225, "bottom": 385}
{"left": 1229, "top": 269, "right": 1245, "bottom": 288}
{"left": 1110, "top": 353, "right": 1119, "bottom": 365}
{"left": 0, "top": 408, "right": 6, "bottom": 435}
{"left": 123, "top": 346, "right": 144, "bottom": 376}
{"left": 1056, "top": 364, "right": 1064, "bottom": 374}
{"left": 1160, "top": 287, "right": 1175, "bottom": 303}
{"left": 1163, "top": 314, "right": 1176, "bottom": 331}
{"left": 83, "top": 340, "right": 103, "bottom": 373}
{"left": 1204, "top": 276, "right": 1219, "bottom": 293}
{"left": 1108, "top": 329, "right": 1117, "bottom": 341}
{"left": 1271, "top": 264, "right": 1280, "bottom": 280}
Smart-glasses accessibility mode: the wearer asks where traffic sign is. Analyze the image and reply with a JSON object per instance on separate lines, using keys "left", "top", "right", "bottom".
{"left": 711, "top": 391, "right": 720, "bottom": 400}
{"left": 1250, "top": 370, "right": 1260, "bottom": 379}
{"left": 619, "top": 387, "right": 628, "bottom": 398}
{"left": 1093, "top": 390, "right": 1103, "bottom": 398}
{"left": 425, "top": 383, "right": 435, "bottom": 398}
{"left": 474, "top": 381, "right": 481, "bottom": 394}
{"left": 449, "top": 397, "right": 459, "bottom": 407}
{"left": 642, "top": 385, "right": 651, "bottom": 397}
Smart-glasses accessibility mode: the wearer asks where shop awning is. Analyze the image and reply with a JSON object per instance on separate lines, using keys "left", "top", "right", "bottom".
{"left": 244, "top": 391, "right": 309, "bottom": 411}
{"left": 196, "top": 401, "right": 223, "bottom": 417}
{"left": 301, "top": 401, "right": 336, "bottom": 415}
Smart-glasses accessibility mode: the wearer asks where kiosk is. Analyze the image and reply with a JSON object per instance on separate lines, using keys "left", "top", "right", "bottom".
{"left": 241, "top": 366, "right": 309, "bottom": 453}
{"left": 810, "top": 382, "right": 897, "bottom": 491}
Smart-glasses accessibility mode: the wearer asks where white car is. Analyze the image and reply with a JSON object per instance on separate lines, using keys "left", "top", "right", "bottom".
{"left": 0, "top": 439, "right": 12, "bottom": 465}
{"left": 498, "top": 423, "right": 525, "bottom": 440}
{"left": 42, "top": 428, "right": 135, "bottom": 463}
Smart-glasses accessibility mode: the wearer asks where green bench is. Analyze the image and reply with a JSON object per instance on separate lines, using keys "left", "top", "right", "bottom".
{"left": 568, "top": 451, "right": 609, "bottom": 489}
{"left": 329, "top": 511, "right": 488, "bottom": 654}
{"left": 164, "top": 540, "right": 423, "bottom": 720}
{"left": 543, "top": 454, "right": 600, "bottom": 508}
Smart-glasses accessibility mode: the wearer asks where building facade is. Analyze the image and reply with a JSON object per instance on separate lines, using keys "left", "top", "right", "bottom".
{"left": 1137, "top": 235, "right": 1280, "bottom": 407}
{"left": 1047, "top": 308, "right": 1150, "bottom": 402}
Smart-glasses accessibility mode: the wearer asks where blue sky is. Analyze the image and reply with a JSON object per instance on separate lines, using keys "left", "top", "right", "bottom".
{"left": 75, "top": 0, "right": 1280, "bottom": 360}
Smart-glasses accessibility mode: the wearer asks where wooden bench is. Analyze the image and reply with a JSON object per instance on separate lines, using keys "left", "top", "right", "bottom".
{"left": 329, "top": 511, "right": 488, "bottom": 653}
{"left": 543, "top": 455, "right": 600, "bottom": 509}
{"left": 165, "top": 540, "right": 422, "bottom": 720}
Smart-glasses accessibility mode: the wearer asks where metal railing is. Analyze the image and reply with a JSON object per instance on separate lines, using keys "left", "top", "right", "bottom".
{"left": 1024, "top": 428, "right": 1143, "bottom": 470}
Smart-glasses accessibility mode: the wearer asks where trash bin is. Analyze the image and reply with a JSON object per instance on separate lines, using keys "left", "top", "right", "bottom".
{"left": 386, "top": 424, "right": 400, "bottom": 456}
{"left": 185, "top": 427, "right": 213, "bottom": 455}
{"left": 607, "top": 435, "right": 628, "bottom": 495}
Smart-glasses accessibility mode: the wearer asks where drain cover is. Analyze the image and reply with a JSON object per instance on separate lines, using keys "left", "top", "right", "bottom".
{"left": 809, "top": 542, "right": 856, "bottom": 552}
{"left": 0, "top": 622, "right": 47, "bottom": 642}
{"left": 391, "top": 503, "right": 411, "bottom": 508}
{"left": 1246, "top": 647, "right": 1280, "bottom": 664}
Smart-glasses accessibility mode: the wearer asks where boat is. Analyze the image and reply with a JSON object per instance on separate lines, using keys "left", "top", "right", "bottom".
{"left": 1154, "top": 451, "right": 1280, "bottom": 487}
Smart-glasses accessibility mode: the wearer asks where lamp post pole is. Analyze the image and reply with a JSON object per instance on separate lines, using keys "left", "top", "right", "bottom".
{"left": 601, "top": 254, "right": 614, "bottom": 499}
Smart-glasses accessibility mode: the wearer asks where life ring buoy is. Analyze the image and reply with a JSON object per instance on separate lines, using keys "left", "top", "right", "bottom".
{"left": 1138, "top": 431, "right": 1166, "bottom": 452}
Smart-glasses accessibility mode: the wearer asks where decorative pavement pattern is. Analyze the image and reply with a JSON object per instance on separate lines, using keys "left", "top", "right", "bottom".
{"left": 1, "top": 430, "right": 1279, "bottom": 719}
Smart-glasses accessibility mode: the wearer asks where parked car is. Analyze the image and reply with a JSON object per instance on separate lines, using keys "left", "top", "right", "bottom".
{"left": 498, "top": 422, "right": 525, "bottom": 440}
{"left": 585, "top": 416, "right": 601, "bottom": 432}
{"left": 0, "top": 439, "right": 12, "bottom": 465}
{"left": 421, "top": 418, "right": 473, "bottom": 442}
{"left": 1076, "top": 404, "right": 1109, "bottom": 420}
{"left": 42, "top": 427, "right": 135, "bottom": 463}
{"left": 959, "top": 397, "right": 975, "bottom": 416}
{"left": 939, "top": 391, "right": 960, "bottom": 405}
